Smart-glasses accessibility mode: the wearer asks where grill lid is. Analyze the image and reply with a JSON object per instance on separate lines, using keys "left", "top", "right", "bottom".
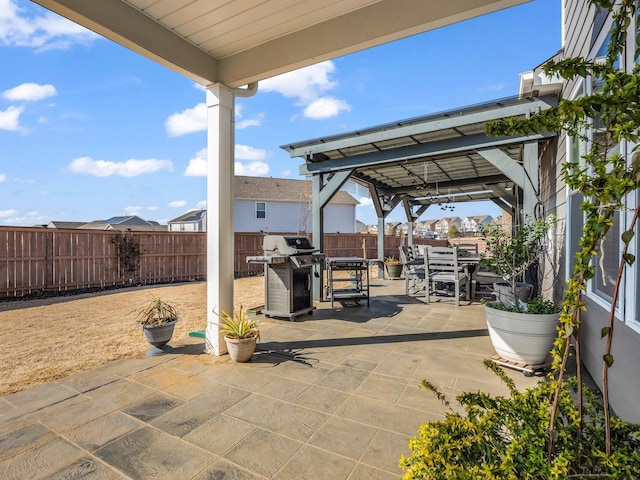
{"left": 263, "top": 235, "right": 318, "bottom": 256}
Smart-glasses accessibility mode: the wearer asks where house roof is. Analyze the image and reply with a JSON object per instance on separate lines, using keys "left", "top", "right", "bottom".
{"left": 465, "top": 215, "right": 493, "bottom": 223}
{"left": 235, "top": 176, "right": 359, "bottom": 205}
{"left": 32, "top": 0, "right": 529, "bottom": 88}
{"left": 102, "top": 215, "right": 150, "bottom": 225}
{"left": 47, "top": 221, "right": 88, "bottom": 229}
{"left": 169, "top": 210, "right": 207, "bottom": 223}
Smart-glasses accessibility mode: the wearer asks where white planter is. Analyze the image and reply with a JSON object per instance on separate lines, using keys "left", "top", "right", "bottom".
{"left": 484, "top": 304, "right": 559, "bottom": 365}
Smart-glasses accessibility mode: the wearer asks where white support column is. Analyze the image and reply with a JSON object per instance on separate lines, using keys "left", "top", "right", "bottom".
{"left": 205, "top": 84, "right": 235, "bottom": 356}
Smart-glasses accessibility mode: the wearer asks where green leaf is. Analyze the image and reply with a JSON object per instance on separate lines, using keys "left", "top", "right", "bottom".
{"left": 603, "top": 354, "right": 615, "bottom": 367}
{"left": 621, "top": 230, "right": 635, "bottom": 244}
{"left": 623, "top": 253, "right": 635, "bottom": 266}
{"left": 601, "top": 326, "right": 611, "bottom": 338}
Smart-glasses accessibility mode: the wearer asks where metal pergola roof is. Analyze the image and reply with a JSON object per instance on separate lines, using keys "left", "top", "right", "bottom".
{"left": 282, "top": 93, "right": 559, "bottom": 218}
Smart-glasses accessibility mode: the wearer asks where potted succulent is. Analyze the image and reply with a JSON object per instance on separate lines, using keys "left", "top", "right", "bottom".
{"left": 214, "top": 305, "right": 260, "bottom": 362}
{"left": 384, "top": 256, "right": 403, "bottom": 279}
{"left": 480, "top": 216, "right": 560, "bottom": 365}
{"left": 136, "top": 296, "right": 180, "bottom": 356}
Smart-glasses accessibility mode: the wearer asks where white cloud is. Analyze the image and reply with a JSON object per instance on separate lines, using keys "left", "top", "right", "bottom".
{"left": 184, "top": 146, "right": 270, "bottom": 177}
{"left": 235, "top": 161, "right": 270, "bottom": 176}
{"left": 235, "top": 144, "right": 268, "bottom": 161}
{"left": 147, "top": 205, "right": 158, "bottom": 211}
{"left": 2, "top": 82, "right": 56, "bottom": 101}
{"left": 0, "top": 0, "right": 99, "bottom": 50}
{"left": 165, "top": 102, "right": 206, "bottom": 137}
{"left": 196, "top": 200, "right": 207, "bottom": 209}
{"left": 168, "top": 200, "right": 187, "bottom": 208}
{"left": 481, "top": 83, "right": 506, "bottom": 92}
{"left": 0, "top": 209, "right": 18, "bottom": 218}
{"left": 357, "top": 196, "right": 374, "bottom": 207}
{"left": 235, "top": 103, "right": 263, "bottom": 129}
{"left": 0, "top": 105, "right": 24, "bottom": 131}
{"left": 0, "top": 173, "right": 5, "bottom": 183}
{"left": 261, "top": 61, "right": 337, "bottom": 103}
{"left": 67, "top": 156, "right": 173, "bottom": 177}
{"left": 260, "top": 61, "right": 351, "bottom": 120}
{"left": 124, "top": 206, "right": 142, "bottom": 216}
{"left": 184, "top": 148, "right": 207, "bottom": 177}
{"left": 304, "top": 97, "right": 351, "bottom": 119}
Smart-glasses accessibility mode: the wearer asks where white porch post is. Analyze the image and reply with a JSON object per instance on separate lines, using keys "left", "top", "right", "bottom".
{"left": 205, "top": 84, "right": 235, "bottom": 355}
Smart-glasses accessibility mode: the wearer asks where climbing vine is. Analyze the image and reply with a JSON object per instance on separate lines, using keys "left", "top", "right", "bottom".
{"left": 111, "top": 231, "right": 141, "bottom": 280}
{"left": 488, "top": 0, "right": 640, "bottom": 455}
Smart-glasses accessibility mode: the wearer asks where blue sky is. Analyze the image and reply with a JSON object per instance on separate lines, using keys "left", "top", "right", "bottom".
{"left": 0, "top": 0, "right": 561, "bottom": 227}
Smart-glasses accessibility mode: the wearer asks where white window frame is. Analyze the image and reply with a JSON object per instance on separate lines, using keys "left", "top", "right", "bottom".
{"left": 581, "top": 13, "right": 640, "bottom": 331}
{"left": 255, "top": 202, "right": 266, "bottom": 219}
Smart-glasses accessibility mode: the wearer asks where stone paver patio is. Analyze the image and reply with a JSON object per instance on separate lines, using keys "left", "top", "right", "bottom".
{"left": 0, "top": 278, "right": 540, "bottom": 479}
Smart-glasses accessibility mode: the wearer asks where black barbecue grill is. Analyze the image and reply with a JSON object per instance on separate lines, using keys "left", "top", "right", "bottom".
{"left": 247, "top": 235, "right": 324, "bottom": 320}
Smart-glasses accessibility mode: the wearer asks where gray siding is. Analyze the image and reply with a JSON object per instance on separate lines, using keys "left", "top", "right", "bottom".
{"left": 551, "top": 1, "right": 640, "bottom": 422}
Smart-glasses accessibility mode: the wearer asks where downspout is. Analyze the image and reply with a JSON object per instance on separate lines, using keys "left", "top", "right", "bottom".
{"left": 232, "top": 82, "right": 259, "bottom": 98}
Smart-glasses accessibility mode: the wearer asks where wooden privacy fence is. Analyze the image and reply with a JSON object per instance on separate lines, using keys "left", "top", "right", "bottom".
{"left": 0, "top": 227, "right": 448, "bottom": 298}
{"left": 0, "top": 227, "right": 206, "bottom": 298}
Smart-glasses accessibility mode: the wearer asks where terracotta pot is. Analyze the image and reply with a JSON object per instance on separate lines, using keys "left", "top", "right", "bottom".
{"left": 484, "top": 303, "right": 559, "bottom": 365}
{"left": 224, "top": 335, "right": 258, "bottom": 362}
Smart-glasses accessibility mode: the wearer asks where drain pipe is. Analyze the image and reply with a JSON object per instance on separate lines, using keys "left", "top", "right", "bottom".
{"left": 232, "top": 82, "right": 259, "bottom": 98}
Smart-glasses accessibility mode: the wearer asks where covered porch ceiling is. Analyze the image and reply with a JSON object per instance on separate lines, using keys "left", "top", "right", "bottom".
{"left": 282, "top": 93, "right": 559, "bottom": 217}
{"left": 32, "top": 0, "right": 530, "bottom": 88}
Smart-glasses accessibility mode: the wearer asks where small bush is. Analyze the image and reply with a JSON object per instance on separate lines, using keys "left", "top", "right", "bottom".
{"left": 399, "top": 362, "right": 640, "bottom": 479}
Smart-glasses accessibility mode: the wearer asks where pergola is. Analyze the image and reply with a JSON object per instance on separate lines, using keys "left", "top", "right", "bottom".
{"left": 282, "top": 93, "right": 559, "bottom": 299}
{"left": 32, "top": 0, "right": 532, "bottom": 355}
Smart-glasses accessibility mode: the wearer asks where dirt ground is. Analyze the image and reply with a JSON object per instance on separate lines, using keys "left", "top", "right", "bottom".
{"left": 0, "top": 277, "right": 264, "bottom": 397}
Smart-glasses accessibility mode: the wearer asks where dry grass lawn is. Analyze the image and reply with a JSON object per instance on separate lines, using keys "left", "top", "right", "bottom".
{"left": 0, "top": 277, "right": 264, "bottom": 397}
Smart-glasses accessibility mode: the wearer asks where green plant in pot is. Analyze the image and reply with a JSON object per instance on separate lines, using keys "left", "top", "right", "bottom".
{"left": 384, "top": 256, "right": 403, "bottom": 278}
{"left": 480, "top": 216, "right": 555, "bottom": 308}
{"left": 214, "top": 305, "right": 260, "bottom": 362}
{"left": 137, "top": 296, "right": 180, "bottom": 356}
{"left": 480, "top": 216, "right": 560, "bottom": 366}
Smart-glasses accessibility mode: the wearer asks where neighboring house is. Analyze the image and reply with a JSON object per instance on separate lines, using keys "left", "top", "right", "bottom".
{"left": 435, "top": 217, "right": 462, "bottom": 238}
{"left": 47, "top": 221, "right": 88, "bottom": 229}
{"left": 416, "top": 219, "right": 439, "bottom": 237}
{"left": 532, "top": 2, "right": 640, "bottom": 421}
{"left": 78, "top": 215, "right": 167, "bottom": 231}
{"left": 461, "top": 215, "right": 493, "bottom": 236}
{"left": 355, "top": 220, "right": 367, "bottom": 233}
{"left": 168, "top": 210, "right": 207, "bottom": 232}
{"left": 385, "top": 222, "right": 402, "bottom": 235}
{"left": 234, "top": 176, "right": 359, "bottom": 234}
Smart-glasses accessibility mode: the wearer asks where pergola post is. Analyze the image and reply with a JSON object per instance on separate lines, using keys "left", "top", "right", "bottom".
{"left": 205, "top": 84, "right": 235, "bottom": 356}
{"left": 311, "top": 175, "right": 324, "bottom": 302}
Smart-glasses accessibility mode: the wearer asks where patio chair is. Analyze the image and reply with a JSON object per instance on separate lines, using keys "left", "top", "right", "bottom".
{"left": 424, "top": 246, "right": 471, "bottom": 306}
{"left": 455, "top": 242, "right": 479, "bottom": 255}
{"left": 399, "top": 245, "right": 426, "bottom": 295}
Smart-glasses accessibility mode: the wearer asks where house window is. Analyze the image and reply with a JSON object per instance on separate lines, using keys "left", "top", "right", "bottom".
{"left": 180, "top": 224, "right": 185, "bottom": 231}
{"left": 586, "top": 30, "right": 624, "bottom": 315}
{"left": 566, "top": 80, "right": 586, "bottom": 279}
{"left": 256, "top": 202, "right": 266, "bottom": 219}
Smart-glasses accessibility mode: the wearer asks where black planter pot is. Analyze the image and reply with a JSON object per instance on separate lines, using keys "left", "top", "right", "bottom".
{"left": 142, "top": 319, "right": 179, "bottom": 356}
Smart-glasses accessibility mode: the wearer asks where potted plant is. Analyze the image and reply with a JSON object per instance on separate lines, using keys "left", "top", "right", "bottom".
{"left": 214, "top": 305, "right": 260, "bottom": 362}
{"left": 384, "top": 256, "right": 403, "bottom": 279}
{"left": 136, "top": 296, "right": 180, "bottom": 356}
{"left": 480, "top": 216, "right": 560, "bottom": 365}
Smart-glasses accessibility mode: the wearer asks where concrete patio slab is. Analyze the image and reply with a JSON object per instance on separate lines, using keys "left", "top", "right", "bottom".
{"left": 0, "top": 277, "right": 542, "bottom": 479}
